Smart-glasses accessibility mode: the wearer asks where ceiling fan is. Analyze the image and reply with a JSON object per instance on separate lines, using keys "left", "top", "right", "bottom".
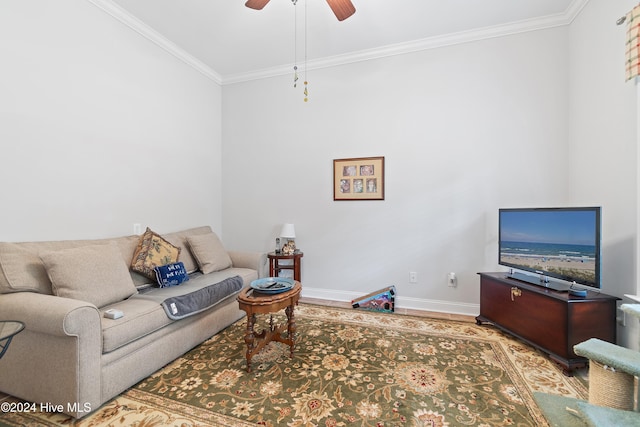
{"left": 245, "top": 0, "right": 356, "bottom": 21}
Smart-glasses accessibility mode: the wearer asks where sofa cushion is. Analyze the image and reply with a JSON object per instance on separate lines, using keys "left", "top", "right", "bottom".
{"left": 162, "top": 226, "right": 213, "bottom": 274}
{"left": 0, "top": 243, "right": 53, "bottom": 294}
{"left": 187, "top": 232, "right": 232, "bottom": 274}
{"left": 100, "top": 298, "right": 173, "bottom": 353}
{"left": 131, "top": 228, "right": 181, "bottom": 279}
{"left": 0, "top": 235, "right": 142, "bottom": 295}
{"left": 101, "top": 269, "right": 253, "bottom": 353}
{"left": 40, "top": 242, "right": 138, "bottom": 308}
{"left": 154, "top": 262, "right": 189, "bottom": 288}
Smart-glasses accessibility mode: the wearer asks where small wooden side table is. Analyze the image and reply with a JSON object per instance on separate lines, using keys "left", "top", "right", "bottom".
{"left": 237, "top": 281, "right": 301, "bottom": 372}
{"left": 268, "top": 252, "right": 303, "bottom": 282}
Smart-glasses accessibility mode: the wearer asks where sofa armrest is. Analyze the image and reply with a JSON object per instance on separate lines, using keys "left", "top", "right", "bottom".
{"left": 228, "top": 251, "right": 268, "bottom": 278}
{"left": 0, "top": 291, "right": 100, "bottom": 336}
{"left": 0, "top": 292, "right": 102, "bottom": 417}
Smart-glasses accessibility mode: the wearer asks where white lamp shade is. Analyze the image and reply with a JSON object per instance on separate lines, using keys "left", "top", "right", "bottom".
{"left": 280, "top": 223, "right": 296, "bottom": 239}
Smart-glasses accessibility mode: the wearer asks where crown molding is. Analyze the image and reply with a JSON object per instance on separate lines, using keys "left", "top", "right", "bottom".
{"left": 86, "top": 0, "right": 222, "bottom": 85}
{"left": 87, "top": 0, "right": 588, "bottom": 86}
{"left": 224, "top": 0, "right": 590, "bottom": 84}
{"left": 565, "top": 0, "right": 591, "bottom": 24}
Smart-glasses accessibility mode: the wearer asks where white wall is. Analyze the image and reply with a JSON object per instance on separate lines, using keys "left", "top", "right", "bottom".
{"left": 0, "top": 0, "right": 223, "bottom": 241}
{"left": 222, "top": 27, "right": 570, "bottom": 314}
{"left": 568, "top": 0, "right": 639, "bottom": 347}
{"left": 3, "top": 0, "right": 637, "bottom": 328}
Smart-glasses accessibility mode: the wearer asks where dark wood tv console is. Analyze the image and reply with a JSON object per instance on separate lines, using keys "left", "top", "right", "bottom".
{"left": 476, "top": 272, "right": 619, "bottom": 375}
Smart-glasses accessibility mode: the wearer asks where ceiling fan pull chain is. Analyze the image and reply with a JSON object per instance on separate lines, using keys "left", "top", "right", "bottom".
{"left": 303, "top": 0, "right": 309, "bottom": 102}
{"left": 293, "top": 0, "right": 298, "bottom": 88}
{"left": 291, "top": 0, "right": 308, "bottom": 101}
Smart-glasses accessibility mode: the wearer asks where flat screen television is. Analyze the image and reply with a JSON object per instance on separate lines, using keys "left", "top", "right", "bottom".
{"left": 498, "top": 207, "right": 601, "bottom": 291}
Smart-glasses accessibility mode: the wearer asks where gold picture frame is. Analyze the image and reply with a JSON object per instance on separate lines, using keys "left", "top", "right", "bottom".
{"left": 333, "top": 156, "right": 385, "bottom": 201}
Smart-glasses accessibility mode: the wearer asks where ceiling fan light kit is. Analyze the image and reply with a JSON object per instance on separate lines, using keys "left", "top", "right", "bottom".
{"left": 326, "top": 0, "right": 356, "bottom": 21}
{"left": 244, "top": 0, "right": 355, "bottom": 101}
{"left": 244, "top": 0, "right": 356, "bottom": 22}
{"left": 244, "top": 0, "right": 270, "bottom": 11}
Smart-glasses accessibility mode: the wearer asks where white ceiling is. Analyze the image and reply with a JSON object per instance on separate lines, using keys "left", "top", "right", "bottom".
{"left": 107, "top": 0, "right": 582, "bottom": 83}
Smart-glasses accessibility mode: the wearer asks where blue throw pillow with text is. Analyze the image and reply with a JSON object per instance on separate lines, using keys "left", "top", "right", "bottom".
{"left": 154, "top": 262, "right": 189, "bottom": 288}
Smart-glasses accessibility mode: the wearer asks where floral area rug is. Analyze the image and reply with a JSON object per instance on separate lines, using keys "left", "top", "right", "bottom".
{"left": 0, "top": 304, "right": 587, "bottom": 427}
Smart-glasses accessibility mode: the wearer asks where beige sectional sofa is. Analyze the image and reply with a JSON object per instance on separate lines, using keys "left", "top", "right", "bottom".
{"left": 0, "top": 226, "right": 266, "bottom": 418}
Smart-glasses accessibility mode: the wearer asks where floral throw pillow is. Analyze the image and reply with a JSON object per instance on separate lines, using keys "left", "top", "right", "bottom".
{"left": 131, "top": 228, "right": 181, "bottom": 280}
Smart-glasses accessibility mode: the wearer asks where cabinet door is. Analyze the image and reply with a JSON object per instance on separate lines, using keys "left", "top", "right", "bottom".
{"left": 567, "top": 300, "right": 616, "bottom": 356}
{"left": 480, "top": 277, "right": 568, "bottom": 358}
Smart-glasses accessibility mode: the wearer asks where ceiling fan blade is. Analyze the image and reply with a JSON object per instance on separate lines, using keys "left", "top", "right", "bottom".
{"left": 245, "top": 0, "right": 270, "bottom": 11}
{"left": 326, "top": 0, "right": 356, "bottom": 21}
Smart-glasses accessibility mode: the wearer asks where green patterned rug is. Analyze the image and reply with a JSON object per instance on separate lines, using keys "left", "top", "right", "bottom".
{"left": 0, "top": 304, "right": 587, "bottom": 426}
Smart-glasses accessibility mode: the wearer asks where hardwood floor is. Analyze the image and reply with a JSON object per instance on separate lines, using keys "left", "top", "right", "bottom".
{"left": 299, "top": 297, "right": 476, "bottom": 323}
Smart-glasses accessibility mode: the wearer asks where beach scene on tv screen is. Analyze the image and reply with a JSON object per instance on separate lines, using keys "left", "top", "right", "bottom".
{"left": 500, "top": 210, "right": 597, "bottom": 286}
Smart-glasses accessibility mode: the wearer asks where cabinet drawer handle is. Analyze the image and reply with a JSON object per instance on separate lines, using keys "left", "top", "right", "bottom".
{"left": 511, "top": 287, "right": 522, "bottom": 301}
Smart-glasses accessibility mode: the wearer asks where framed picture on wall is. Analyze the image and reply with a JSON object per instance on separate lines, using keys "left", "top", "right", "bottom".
{"left": 333, "top": 156, "right": 385, "bottom": 201}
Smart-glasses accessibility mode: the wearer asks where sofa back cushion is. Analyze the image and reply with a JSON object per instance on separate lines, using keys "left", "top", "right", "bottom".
{"left": 41, "top": 242, "right": 138, "bottom": 307}
{"left": 186, "top": 232, "right": 233, "bottom": 274}
{"left": 0, "top": 226, "right": 225, "bottom": 295}
{"left": 0, "top": 235, "right": 140, "bottom": 294}
{"left": 162, "top": 226, "right": 214, "bottom": 274}
{"left": 0, "top": 243, "right": 52, "bottom": 294}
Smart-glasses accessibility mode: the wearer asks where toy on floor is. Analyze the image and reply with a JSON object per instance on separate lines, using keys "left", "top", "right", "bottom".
{"left": 351, "top": 286, "right": 395, "bottom": 313}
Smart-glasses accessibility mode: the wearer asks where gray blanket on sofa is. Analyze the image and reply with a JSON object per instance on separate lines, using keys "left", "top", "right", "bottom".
{"left": 135, "top": 275, "right": 244, "bottom": 320}
{"left": 162, "top": 275, "right": 243, "bottom": 320}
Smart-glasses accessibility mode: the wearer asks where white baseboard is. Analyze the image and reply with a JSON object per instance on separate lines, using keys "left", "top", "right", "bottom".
{"left": 301, "top": 287, "right": 480, "bottom": 317}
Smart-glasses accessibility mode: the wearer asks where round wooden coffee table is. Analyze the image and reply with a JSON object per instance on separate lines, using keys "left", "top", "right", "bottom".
{"left": 237, "top": 281, "right": 301, "bottom": 372}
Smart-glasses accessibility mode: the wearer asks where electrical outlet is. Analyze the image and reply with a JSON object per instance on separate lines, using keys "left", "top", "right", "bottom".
{"left": 448, "top": 272, "right": 457, "bottom": 287}
{"left": 409, "top": 272, "right": 417, "bottom": 283}
{"left": 133, "top": 223, "right": 142, "bottom": 235}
